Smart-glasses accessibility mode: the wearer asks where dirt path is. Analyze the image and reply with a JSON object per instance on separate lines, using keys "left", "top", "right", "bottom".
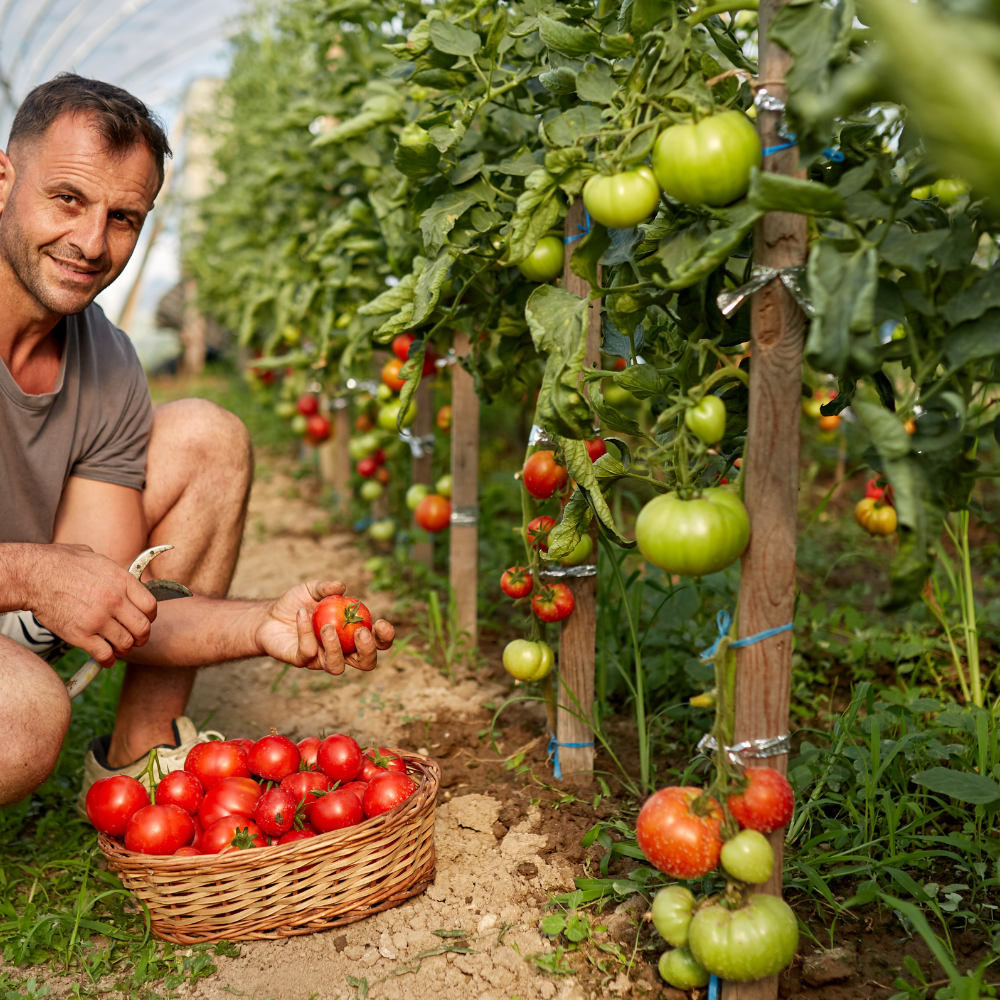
{"left": 181, "top": 459, "right": 600, "bottom": 1000}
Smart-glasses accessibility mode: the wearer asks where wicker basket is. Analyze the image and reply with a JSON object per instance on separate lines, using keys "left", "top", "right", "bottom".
{"left": 99, "top": 751, "right": 439, "bottom": 943}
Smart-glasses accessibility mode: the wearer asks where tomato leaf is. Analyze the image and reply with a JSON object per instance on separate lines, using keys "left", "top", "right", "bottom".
{"left": 508, "top": 169, "right": 562, "bottom": 265}
{"left": 311, "top": 95, "right": 401, "bottom": 146}
{"left": 940, "top": 269, "right": 1000, "bottom": 326}
{"left": 748, "top": 169, "right": 847, "bottom": 217}
{"left": 571, "top": 221, "right": 611, "bottom": 290}
{"left": 420, "top": 181, "right": 493, "bottom": 256}
{"left": 943, "top": 312, "right": 1000, "bottom": 367}
{"left": 428, "top": 19, "right": 482, "bottom": 57}
{"left": 576, "top": 64, "right": 617, "bottom": 104}
{"left": 538, "top": 15, "right": 601, "bottom": 57}
{"left": 587, "top": 382, "right": 645, "bottom": 438}
{"left": 874, "top": 224, "right": 951, "bottom": 274}
{"left": 411, "top": 247, "right": 462, "bottom": 328}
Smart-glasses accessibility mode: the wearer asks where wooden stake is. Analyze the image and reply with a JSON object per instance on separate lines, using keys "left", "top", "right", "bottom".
{"left": 724, "top": 2, "right": 804, "bottom": 997}
{"left": 411, "top": 378, "right": 434, "bottom": 567}
{"left": 320, "top": 399, "right": 352, "bottom": 517}
{"left": 555, "top": 199, "right": 600, "bottom": 786}
{"left": 449, "top": 332, "right": 479, "bottom": 653}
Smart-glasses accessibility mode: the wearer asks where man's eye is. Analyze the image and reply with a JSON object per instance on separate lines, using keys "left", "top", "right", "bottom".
{"left": 111, "top": 212, "right": 127, "bottom": 222}
{"left": 59, "top": 195, "right": 76, "bottom": 204}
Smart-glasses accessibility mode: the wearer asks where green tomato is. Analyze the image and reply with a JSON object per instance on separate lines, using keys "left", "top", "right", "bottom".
{"left": 931, "top": 178, "right": 969, "bottom": 205}
{"left": 635, "top": 488, "right": 750, "bottom": 577}
{"left": 518, "top": 236, "right": 564, "bottom": 282}
{"left": 291, "top": 414, "right": 308, "bottom": 436}
{"left": 276, "top": 401, "right": 297, "bottom": 419}
{"left": 360, "top": 480, "right": 384, "bottom": 501}
{"left": 688, "top": 894, "right": 798, "bottom": 982}
{"left": 651, "top": 886, "right": 696, "bottom": 947}
{"left": 658, "top": 948, "right": 710, "bottom": 990}
{"left": 378, "top": 401, "right": 416, "bottom": 431}
{"left": 583, "top": 166, "right": 662, "bottom": 229}
{"left": 721, "top": 829, "right": 774, "bottom": 884}
{"left": 399, "top": 122, "right": 432, "bottom": 149}
{"left": 603, "top": 383, "right": 635, "bottom": 407}
{"left": 652, "top": 111, "right": 761, "bottom": 207}
{"left": 435, "top": 474, "right": 452, "bottom": 498}
{"left": 559, "top": 534, "right": 593, "bottom": 566}
{"left": 348, "top": 437, "right": 374, "bottom": 461}
{"left": 911, "top": 185, "right": 932, "bottom": 200}
{"left": 376, "top": 383, "right": 395, "bottom": 403}
{"left": 502, "top": 640, "right": 554, "bottom": 682}
{"left": 685, "top": 395, "right": 727, "bottom": 445}
{"left": 406, "top": 483, "right": 430, "bottom": 510}
{"left": 369, "top": 519, "right": 395, "bottom": 541}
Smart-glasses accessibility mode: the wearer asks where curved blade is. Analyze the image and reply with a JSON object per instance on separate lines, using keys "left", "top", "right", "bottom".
{"left": 128, "top": 544, "right": 173, "bottom": 580}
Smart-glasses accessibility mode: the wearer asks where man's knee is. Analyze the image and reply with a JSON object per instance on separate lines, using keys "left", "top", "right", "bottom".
{"left": 0, "top": 641, "right": 72, "bottom": 805}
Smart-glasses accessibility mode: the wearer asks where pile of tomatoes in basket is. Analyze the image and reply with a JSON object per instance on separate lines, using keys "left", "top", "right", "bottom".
{"left": 85, "top": 732, "right": 418, "bottom": 857}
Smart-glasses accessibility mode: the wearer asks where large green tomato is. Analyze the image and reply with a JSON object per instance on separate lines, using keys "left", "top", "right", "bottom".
{"left": 931, "top": 178, "right": 969, "bottom": 204}
{"left": 559, "top": 534, "right": 593, "bottom": 566}
{"left": 720, "top": 829, "right": 774, "bottom": 884}
{"left": 360, "top": 480, "right": 384, "bottom": 501}
{"left": 635, "top": 488, "right": 750, "bottom": 577}
{"left": 652, "top": 111, "right": 761, "bottom": 207}
{"left": 369, "top": 519, "right": 395, "bottom": 541}
{"left": 685, "top": 395, "right": 727, "bottom": 445}
{"left": 502, "top": 640, "right": 554, "bottom": 682}
{"left": 378, "top": 401, "right": 416, "bottom": 431}
{"left": 603, "top": 383, "right": 635, "bottom": 407}
{"left": 583, "top": 167, "right": 662, "bottom": 229}
{"left": 349, "top": 437, "right": 373, "bottom": 461}
{"left": 688, "top": 894, "right": 798, "bottom": 982}
{"left": 376, "top": 383, "right": 395, "bottom": 402}
{"left": 518, "top": 236, "right": 564, "bottom": 282}
{"left": 406, "top": 483, "right": 430, "bottom": 511}
{"left": 651, "top": 886, "right": 696, "bottom": 947}
{"left": 659, "top": 948, "right": 710, "bottom": 990}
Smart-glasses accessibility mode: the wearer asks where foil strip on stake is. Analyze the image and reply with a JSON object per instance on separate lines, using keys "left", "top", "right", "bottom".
{"left": 539, "top": 563, "right": 598, "bottom": 580}
{"left": 717, "top": 265, "right": 814, "bottom": 320}
{"left": 398, "top": 429, "right": 435, "bottom": 458}
{"left": 695, "top": 733, "right": 791, "bottom": 765}
{"left": 528, "top": 424, "right": 557, "bottom": 447}
{"left": 450, "top": 505, "right": 479, "bottom": 526}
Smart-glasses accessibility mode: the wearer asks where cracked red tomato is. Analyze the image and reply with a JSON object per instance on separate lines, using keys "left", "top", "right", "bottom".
{"left": 635, "top": 786, "right": 723, "bottom": 879}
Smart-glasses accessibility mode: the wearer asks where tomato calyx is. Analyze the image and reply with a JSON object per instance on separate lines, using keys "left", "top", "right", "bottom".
{"left": 341, "top": 599, "right": 367, "bottom": 626}
{"left": 230, "top": 825, "right": 262, "bottom": 850}
{"left": 366, "top": 746, "right": 393, "bottom": 769}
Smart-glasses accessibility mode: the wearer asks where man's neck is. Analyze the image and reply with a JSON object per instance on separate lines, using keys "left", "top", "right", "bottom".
{"left": 0, "top": 257, "right": 64, "bottom": 395}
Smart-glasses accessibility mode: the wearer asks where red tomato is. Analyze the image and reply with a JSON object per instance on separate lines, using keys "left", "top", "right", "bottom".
{"left": 392, "top": 333, "right": 416, "bottom": 362}
{"left": 376, "top": 467, "right": 390, "bottom": 485}
{"left": 522, "top": 451, "right": 568, "bottom": 499}
{"left": 312, "top": 595, "right": 373, "bottom": 654}
{"left": 200, "top": 815, "right": 267, "bottom": 854}
{"left": 500, "top": 566, "right": 533, "bottom": 600}
{"left": 297, "top": 736, "right": 321, "bottom": 769}
{"left": 727, "top": 768, "right": 795, "bottom": 834}
{"left": 85, "top": 775, "right": 149, "bottom": 836}
{"left": 531, "top": 583, "right": 575, "bottom": 623}
{"left": 155, "top": 770, "right": 204, "bottom": 816}
{"left": 526, "top": 515, "right": 555, "bottom": 551}
{"left": 614, "top": 358, "right": 627, "bottom": 371}
{"left": 253, "top": 787, "right": 298, "bottom": 837}
{"left": 415, "top": 494, "right": 451, "bottom": 533}
{"left": 355, "top": 414, "right": 373, "bottom": 433}
{"left": 229, "top": 738, "right": 254, "bottom": 752}
{"left": 184, "top": 741, "right": 250, "bottom": 790}
{"left": 277, "top": 828, "right": 317, "bottom": 845}
{"left": 864, "top": 478, "right": 884, "bottom": 500}
{"left": 373, "top": 449, "right": 386, "bottom": 466}
{"left": 297, "top": 395, "right": 319, "bottom": 417}
{"left": 382, "top": 357, "right": 407, "bottom": 392}
{"left": 306, "top": 415, "right": 331, "bottom": 443}
{"left": 198, "top": 776, "right": 263, "bottom": 828}
{"left": 437, "top": 405, "right": 452, "bottom": 432}
{"left": 360, "top": 748, "right": 407, "bottom": 782}
{"left": 310, "top": 788, "right": 364, "bottom": 832}
{"left": 124, "top": 804, "right": 195, "bottom": 855}
{"left": 363, "top": 772, "right": 419, "bottom": 819}
{"left": 317, "top": 734, "right": 363, "bottom": 784}
{"left": 340, "top": 780, "right": 369, "bottom": 801}
{"left": 635, "top": 786, "right": 723, "bottom": 880}
{"left": 357, "top": 457, "right": 377, "bottom": 478}
{"left": 248, "top": 734, "right": 301, "bottom": 781}
{"left": 174, "top": 846, "right": 202, "bottom": 856}
{"left": 191, "top": 816, "right": 203, "bottom": 849}
{"left": 585, "top": 438, "right": 607, "bottom": 462}
{"left": 280, "top": 770, "right": 332, "bottom": 820}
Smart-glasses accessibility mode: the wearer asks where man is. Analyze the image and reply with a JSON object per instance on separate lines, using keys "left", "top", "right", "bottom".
{"left": 0, "top": 74, "right": 394, "bottom": 807}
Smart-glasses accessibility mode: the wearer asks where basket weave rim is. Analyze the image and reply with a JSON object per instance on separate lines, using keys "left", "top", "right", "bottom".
{"left": 99, "top": 749, "right": 439, "bottom": 869}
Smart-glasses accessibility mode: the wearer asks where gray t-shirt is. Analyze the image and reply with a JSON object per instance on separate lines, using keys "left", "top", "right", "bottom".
{"left": 0, "top": 303, "right": 152, "bottom": 543}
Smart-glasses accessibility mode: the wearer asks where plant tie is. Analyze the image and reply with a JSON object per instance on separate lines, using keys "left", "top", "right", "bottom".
{"left": 564, "top": 209, "right": 592, "bottom": 244}
{"left": 700, "top": 609, "right": 793, "bottom": 661}
{"left": 716, "top": 264, "right": 814, "bottom": 319}
{"left": 546, "top": 726, "right": 594, "bottom": 781}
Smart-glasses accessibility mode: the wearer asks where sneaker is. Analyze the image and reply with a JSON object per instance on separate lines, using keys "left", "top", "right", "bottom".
{"left": 76, "top": 716, "right": 225, "bottom": 820}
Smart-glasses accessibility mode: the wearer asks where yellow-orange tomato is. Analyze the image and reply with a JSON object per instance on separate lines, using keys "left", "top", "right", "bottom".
{"left": 381, "top": 357, "right": 406, "bottom": 392}
{"left": 904, "top": 417, "right": 916, "bottom": 434}
{"left": 437, "top": 405, "right": 452, "bottom": 432}
{"left": 817, "top": 414, "right": 841, "bottom": 432}
{"left": 855, "top": 497, "right": 897, "bottom": 536}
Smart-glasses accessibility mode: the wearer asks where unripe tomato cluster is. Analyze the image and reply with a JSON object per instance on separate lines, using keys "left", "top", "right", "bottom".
{"left": 638, "top": 770, "right": 798, "bottom": 987}
{"left": 85, "top": 732, "right": 421, "bottom": 856}
{"left": 856, "top": 479, "right": 897, "bottom": 536}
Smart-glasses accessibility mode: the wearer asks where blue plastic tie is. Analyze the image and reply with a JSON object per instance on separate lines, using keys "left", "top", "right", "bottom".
{"left": 353, "top": 515, "right": 373, "bottom": 532}
{"left": 546, "top": 726, "right": 595, "bottom": 780}
{"left": 709, "top": 975, "right": 720, "bottom": 1000}
{"left": 564, "top": 209, "right": 592, "bottom": 244}
{"left": 761, "top": 131, "right": 845, "bottom": 162}
{"left": 700, "top": 609, "right": 793, "bottom": 661}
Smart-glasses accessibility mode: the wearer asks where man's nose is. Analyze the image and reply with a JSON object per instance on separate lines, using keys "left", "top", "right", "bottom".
{"left": 68, "top": 209, "right": 108, "bottom": 262}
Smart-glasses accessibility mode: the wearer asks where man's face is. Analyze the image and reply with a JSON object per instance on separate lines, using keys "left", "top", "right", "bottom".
{"left": 0, "top": 113, "right": 159, "bottom": 317}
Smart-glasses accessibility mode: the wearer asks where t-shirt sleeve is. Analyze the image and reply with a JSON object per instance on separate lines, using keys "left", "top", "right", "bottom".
{"left": 70, "top": 322, "right": 153, "bottom": 491}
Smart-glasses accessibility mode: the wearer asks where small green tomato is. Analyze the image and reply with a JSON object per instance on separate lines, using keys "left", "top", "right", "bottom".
{"left": 360, "top": 480, "right": 384, "bottom": 502}
{"left": 291, "top": 414, "right": 308, "bottom": 436}
{"left": 435, "top": 474, "right": 452, "bottom": 498}
{"left": 369, "top": 519, "right": 395, "bottom": 541}
{"left": 684, "top": 395, "right": 727, "bottom": 445}
{"left": 376, "top": 383, "right": 395, "bottom": 403}
{"left": 651, "top": 885, "right": 696, "bottom": 947}
{"left": 720, "top": 829, "right": 774, "bottom": 884}
{"left": 658, "top": 948, "right": 710, "bottom": 990}
{"left": 406, "top": 483, "right": 431, "bottom": 510}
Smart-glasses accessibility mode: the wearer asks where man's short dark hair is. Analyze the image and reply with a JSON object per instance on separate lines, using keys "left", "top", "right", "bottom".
{"left": 8, "top": 73, "right": 171, "bottom": 189}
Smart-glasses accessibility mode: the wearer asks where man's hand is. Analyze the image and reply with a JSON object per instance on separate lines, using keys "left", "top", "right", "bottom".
{"left": 255, "top": 580, "right": 395, "bottom": 675}
{"left": 8, "top": 542, "right": 158, "bottom": 668}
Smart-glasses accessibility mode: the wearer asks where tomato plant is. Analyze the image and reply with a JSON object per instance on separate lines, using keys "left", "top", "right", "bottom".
{"left": 531, "top": 583, "right": 575, "bottom": 623}
{"left": 727, "top": 769, "right": 795, "bottom": 834}
{"left": 522, "top": 450, "right": 568, "bottom": 500}
{"left": 415, "top": 494, "right": 450, "bottom": 532}
{"left": 184, "top": 741, "right": 250, "bottom": 790}
{"left": 312, "top": 596, "right": 373, "bottom": 654}
{"left": 362, "top": 772, "right": 418, "bottom": 818}
{"left": 85, "top": 775, "right": 150, "bottom": 836}
{"left": 247, "top": 734, "right": 301, "bottom": 781}
{"left": 124, "top": 804, "right": 195, "bottom": 855}
{"left": 500, "top": 566, "right": 533, "bottom": 600}
{"left": 635, "top": 787, "right": 723, "bottom": 880}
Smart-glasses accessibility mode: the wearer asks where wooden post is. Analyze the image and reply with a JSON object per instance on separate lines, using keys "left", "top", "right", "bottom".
{"left": 449, "top": 332, "right": 479, "bottom": 653}
{"left": 723, "top": 2, "right": 804, "bottom": 998}
{"left": 320, "top": 398, "right": 352, "bottom": 517}
{"left": 412, "top": 378, "right": 434, "bottom": 566}
{"left": 555, "top": 199, "right": 600, "bottom": 786}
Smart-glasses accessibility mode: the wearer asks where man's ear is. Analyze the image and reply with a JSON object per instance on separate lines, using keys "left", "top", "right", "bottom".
{"left": 0, "top": 149, "right": 15, "bottom": 215}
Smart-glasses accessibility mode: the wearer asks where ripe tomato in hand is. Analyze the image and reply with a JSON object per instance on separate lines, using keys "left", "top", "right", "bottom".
{"left": 200, "top": 815, "right": 267, "bottom": 853}
{"left": 297, "top": 736, "right": 321, "bottom": 769}
{"left": 362, "top": 772, "right": 419, "bottom": 818}
{"left": 317, "top": 734, "right": 363, "bottom": 784}
{"left": 310, "top": 788, "right": 364, "bottom": 832}
{"left": 280, "top": 770, "right": 331, "bottom": 820}
{"left": 522, "top": 451, "right": 568, "bottom": 499}
{"left": 584, "top": 438, "right": 607, "bottom": 462}
{"left": 360, "top": 748, "right": 407, "bottom": 782}
{"left": 635, "top": 786, "right": 723, "bottom": 879}
{"left": 727, "top": 768, "right": 794, "bottom": 834}
{"left": 500, "top": 566, "right": 533, "bottom": 599}
{"left": 199, "top": 777, "right": 263, "bottom": 828}
{"left": 526, "top": 515, "right": 556, "bottom": 551}
{"left": 312, "top": 595, "right": 373, "bottom": 654}
{"left": 253, "top": 787, "right": 298, "bottom": 837}
{"left": 415, "top": 494, "right": 451, "bottom": 533}
{"left": 185, "top": 741, "right": 250, "bottom": 790}
{"left": 531, "top": 583, "right": 575, "bottom": 623}
{"left": 124, "top": 804, "right": 195, "bottom": 855}
{"left": 248, "top": 734, "right": 301, "bottom": 781}
{"left": 85, "top": 775, "right": 150, "bottom": 836}
{"left": 155, "top": 770, "right": 204, "bottom": 816}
